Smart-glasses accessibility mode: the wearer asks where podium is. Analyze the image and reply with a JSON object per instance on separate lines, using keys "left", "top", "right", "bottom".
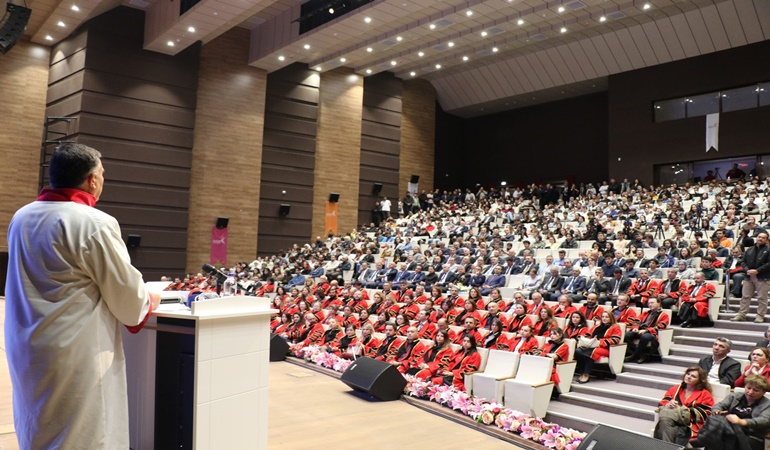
{"left": 123, "top": 296, "right": 277, "bottom": 450}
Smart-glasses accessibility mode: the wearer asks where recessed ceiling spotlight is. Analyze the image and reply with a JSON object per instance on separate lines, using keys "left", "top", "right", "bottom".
{"left": 340, "top": 57, "right": 346, "bottom": 62}
{"left": 396, "top": 36, "right": 403, "bottom": 41}
{"left": 492, "top": 47, "right": 499, "bottom": 52}
{"left": 429, "top": 24, "right": 436, "bottom": 30}
{"left": 366, "top": 47, "right": 373, "bottom": 52}
{"left": 466, "top": 10, "right": 473, "bottom": 16}
{"left": 187, "top": 26, "right": 195, "bottom": 32}
{"left": 45, "top": 35, "right": 53, "bottom": 41}
{"left": 304, "top": 44, "right": 310, "bottom": 49}
{"left": 71, "top": 4, "right": 79, "bottom": 11}
{"left": 558, "top": 6, "right": 565, "bottom": 12}
{"left": 418, "top": 51, "right": 424, "bottom": 57}
{"left": 599, "top": 16, "right": 606, "bottom": 22}
{"left": 364, "top": 17, "right": 371, "bottom": 23}
{"left": 462, "top": 56, "right": 469, "bottom": 61}
{"left": 315, "top": 66, "right": 322, "bottom": 71}
{"left": 481, "top": 31, "right": 488, "bottom": 37}
{"left": 410, "top": 71, "right": 416, "bottom": 76}
{"left": 278, "top": 55, "right": 285, "bottom": 61}
{"left": 366, "top": 69, "right": 372, "bottom": 74}
{"left": 517, "top": 19, "right": 524, "bottom": 25}
{"left": 560, "top": 27, "right": 567, "bottom": 33}
{"left": 167, "top": 41, "right": 175, "bottom": 47}
{"left": 328, "top": 7, "right": 334, "bottom": 13}
{"left": 643, "top": 3, "right": 651, "bottom": 10}
{"left": 447, "top": 41, "right": 454, "bottom": 47}
{"left": 435, "top": 64, "right": 442, "bottom": 69}
{"left": 57, "top": 21, "right": 65, "bottom": 27}
{"left": 391, "top": 60, "right": 397, "bottom": 65}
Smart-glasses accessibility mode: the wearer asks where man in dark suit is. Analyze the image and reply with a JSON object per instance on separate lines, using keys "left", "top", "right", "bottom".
{"left": 537, "top": 266, "right": 564, "bottom": 300}
{"left": 656, "top": 268, "right": 684, "bottom": 311}
{"left": 605, "top": 268, "right": 632, "bottom": 306}
{"left": 575, "top": 268, "right": 610, "bottom": 303}
{"left": 513, "top": 254, "right": 537, "bottom": 275}
{"left": 481, "top": 265, "right": 506, "bottom": 295}
{"left": 696, "top": 338, "right": 744, "bottom": 388}
{"left": 554, "top": 267, "right": 586, "bottom": 302}
{"left": 434, "top": 264, "right": 457, "bottom": 292}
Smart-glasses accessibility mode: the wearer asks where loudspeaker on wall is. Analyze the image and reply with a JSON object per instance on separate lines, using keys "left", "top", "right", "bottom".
{"left": 127, "top": 234, "right": 141, "bottom": 248}
{"left": 410, "top": 175, "right": 420, "bottom": 184}
{"left": 279, "top": 204, "right": 291, "bottom": 216}
{"left": 329, "top": 192, "right": 340, "bottom": 203}
{"left": 373, "top": 183, "right": 383, "bottom": 194}
{"left": 215, "top": 217, "right": 229, "bottom": 229}
{"left": 0, "top": 4, "right": 31, "bottom": 54}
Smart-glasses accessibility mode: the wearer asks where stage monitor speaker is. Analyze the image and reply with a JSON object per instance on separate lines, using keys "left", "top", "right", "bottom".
{"left": 410, "top": 175, "right": 420, "bottom": 184}
{"left": 127, "top": 234, "right": 141, "bottom": 248}
{"left": 373, "top": 183, "right": 383, "bottom": 194}
{"left": 329, "top": 192, "right": 340, "bottom": 203}
{"left": 269, "top": 334, "right": 290, "bottom": 362}
{"left": 0, "top": 4, "right": 31, "bottom": 54}
{"left": 215, "top": 217, "right": 229, "bottom": 229}
{"left": 340, "top": 356, "right": 406, "bottom": 401}
{"left": 279, "top": 204, "right": 291, "bottom": 216}
{"left": 576, "top": 424, "right": 683, "bottom": 450}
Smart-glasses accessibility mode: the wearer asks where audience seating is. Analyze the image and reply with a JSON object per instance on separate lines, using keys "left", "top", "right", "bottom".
{"left": 467, "top": 350, "right": 520, "bottom": 403}
{"left": 503, "top": 355, "right": 554, "bottom": 417}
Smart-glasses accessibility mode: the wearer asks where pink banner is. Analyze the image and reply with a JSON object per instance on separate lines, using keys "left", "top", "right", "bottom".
{"left": 211, "top": 226, "right": 228, "bottom": 265}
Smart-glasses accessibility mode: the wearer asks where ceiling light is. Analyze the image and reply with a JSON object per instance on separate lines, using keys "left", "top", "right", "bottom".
{"left": 447, "top": 41, "right": 454, "bottom": 47}
{"left": 599, "top": 16, "right": 606, "bottom": 22}
{"left": 466, "top": 10, "right": 473, "bottom": 16}
{"left": 187, "top": 26, "right": 195, "bottom": 32}
{"left": 418, "top": 51, "right": 424, "bottom": 57}
{"left": 278, "top": 55, "right": 285, "bottom": 61}
{"left": 396, "top": 36, "right": 403, "bottom": 41}
{"left": 429, "top": 24, "right": 436, "bottom": 30}
{"left": 517, "top": 19, "right": 524, "bottom": 25}
{"left": 167, "top": 41, "right": 174, "bottom": 47}
{"left": 315, "top": 66, "right": 322, "bottom": 71}
{"left": 481, "top": 31, "right": 488, "bottom": 37}
{"left": 391, "top": 60, "right": 397, "bottom": 66}
{"left": 558, "top": 6, "right": 565, "bottom": 12}
{"left": 57, "top": 21, "right": 65, "bottom": 27}
{"left": 560, "top": 27, "right": 567, "bottom": 33}
{"left": 435, "top": 64, "right": 442, "bottom": 69}
{"left": 643, "top": 3, "right": 651, "bottom": 10}
{"left": 45, "top": 35, "right": 53, "bottom": 41}
{"left": 304, "top": 44, "right": 310, "bottom": 49}
{"left": 462, "top": 56, "right": 469, "bottom": 61}
{"left": 492, "top": 47, "right": 499, "bottom": 52}
{"left": 410, "top": 71, "right": 416, "bottom": 76}
{"left": 366, "top": 47, "right": 373, "bottom": 52}
{"left": 340, "top": 57, "right": 346, "bottom": 62}
{"left": 71, "top": 4, "right": 79, "bottom": 11}
{"left": 366, "top": 69, "right": 372, "bottom": 74}
{"left": 328, "top": 7, "right": 334, "bottom": 14}
{"left": 364, "top": 17, "right": 371, "bottom": 23}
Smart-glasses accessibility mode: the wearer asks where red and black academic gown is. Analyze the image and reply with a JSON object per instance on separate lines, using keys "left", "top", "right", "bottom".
{"left": 681, "top": 282, "right": 716, "bottom": 318}
{"left": 414, "top": 346, "right": 454, "bottom": 380}
{"left": 579, "top": 304, "right": 605, "bottom": 323}
{"left": 361, "top": 335, "right": 382, "bottom": 358}
{"left": 452, "top": 329, "right": 483, "bottom": 345}
{"left": 541, "top": 340, "right": 570, "bottom": 385}
{"left": 299, "top": 323, "right": 325, "bottom": 347}
{"left": 507, "top": 314, "right": 533, "bottom": 333}
{"left": 659, "top": 384, "right": 714, "bottom": 441}
{"left": 320, "top": 328, "right": 342, "bottom": 347}
{"left": 396, "top": 340, "right": 430, "bottom": 373}
{"left": 612, "top": 306, "right": 638, "bottom": 325}
{"left": 528, "top": 301, "right": 549, "bottom": 316}
{"left": 401, "top": 303, "right": 420, "bottom": 321}
{"left": 585, "top": 324, "right": 621, "bottom": 361}
{"left": 415, "top": 321, "right": 437, "bottom": 340}
{"left": 374, "top": 336, "right": 405, "bottom": 363}
{"left": 432, "top": 349, "right": 481, "bottom": 391}
{"left": 507, "top": 336, "right": 540, "bottom": 355}
{"left": 735, "top": 365, "right": 770, "bottom": 387}
{"left": 553, "top": 305, "right": 577, "bottom": 319}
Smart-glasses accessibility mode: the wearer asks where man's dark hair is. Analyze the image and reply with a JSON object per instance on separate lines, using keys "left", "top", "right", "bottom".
{"left": 49, "top": 143, "right": 102, "bottom": 189}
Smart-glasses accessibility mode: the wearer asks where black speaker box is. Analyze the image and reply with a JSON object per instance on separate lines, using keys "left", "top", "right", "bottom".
{"left": 410, "top": 175, "right": 420, "bottom": 183}
{"left": 373, "top": 183, "right": 383, "bottom": 194}
{"left": 339, "top": 356, "right": 406, "bottom": 401}
{"left": 279, "top": 204, "right": 291, "bottom": 216}
{"left": 269, "top": 334, "right": 290, "bottom": 362}
{"left": 0, "top": 4, "right": 31, "bottom": 54}
{"left": 577, "top": 424, "right": 683, "bottom": 450}
{"left": 127, "top": 234, "right": 141, "bottom": 248}
{"left": 328, "top": 192, "right": 340, "bottom": 203}
{"left": 215, "top": 217, "right": 229, "bottom": 229}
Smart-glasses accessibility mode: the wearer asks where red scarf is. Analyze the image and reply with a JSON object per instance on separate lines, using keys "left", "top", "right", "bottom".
{"left": 37, "top": 188, "right": 96, "bottom": 207}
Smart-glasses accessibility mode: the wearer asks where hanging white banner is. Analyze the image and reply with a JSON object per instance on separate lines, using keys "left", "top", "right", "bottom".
{"left": 706, "top": 113, "right": 719, "bottom": 152}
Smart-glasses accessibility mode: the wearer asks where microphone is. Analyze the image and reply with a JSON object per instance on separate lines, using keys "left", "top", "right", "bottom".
{"left": 202, "top": 263, "right": 228, "bottom": 282}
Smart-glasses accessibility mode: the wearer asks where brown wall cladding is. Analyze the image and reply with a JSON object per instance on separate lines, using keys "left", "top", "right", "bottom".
{"left": 358, "top": 73, "right": 402, "bottom": 225}
{"left": 44, "top": 7, "right": 199, "bottom": 280}
{"left": 258, "top": 63, "right": 319, "bottom": 255}
{"left": 400, "top": 79, "right": 436, "bottom": 196}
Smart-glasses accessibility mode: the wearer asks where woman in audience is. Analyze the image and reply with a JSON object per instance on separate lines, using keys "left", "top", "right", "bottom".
{"left": 482, "top": 318, "right": 505, "bottom": 349}
{"left": 507, "top": 302, "right": 533, "bottom": 333}
{"left": 735, "top": 347, "right": 770, "bottom": 387}
{"left": 487, "top": 288, "right": 507, "bottom": 310}
{"left": 454, "top": 299, "right": 481, "bottom": 326}
{"left": 429, "top": 285, "right": 443, "bottom": 305}
{"left": 689, "top": 240, "right": 704, "bottom": 258}
{"left": 358, "top": 308, "right": 372, "bottom": 325}
{"left": 373, "top": 312, "right": 389, "bottom": 333}
{"left": 433, "top": 335, "right": 481, "bottom": 391}
{"left": 467, "top": 287, "right": 485, "bottom": 310}
{"left": 654, "top": 366, "right": 714, "bottom": 446}
{"left": 532, "top": 307, "right": 559, "bottom": 336}
{"left": 287, "top": 312, "right": 304, "bottom": 342}
{"left": 338, "top": 305, "right": 359, "bottom": 328}
{"left": 394, "top": 313, "right": 410, "bottom": 335}
{"left": 335, "top": 324, "right": 360, "bottom": 359}
{"left": 320, "top": 317, "right": 343, "bottom": 349}
{"left": 508, "top": 324, "right": 540, "bottom": 354}
{"left": 519, "top": 268, "right": 542, "bottom": 295}
{"left": 368, "top": 291, "right": 385, "bottom": 315}
{"left": 274, "top": 285, "right": 289, "bottom": 303}
{"left": 414, "top": 330, "right": 453, "bottom": 379}
{"left": 541, "top": 327, "right": 571, "bottom": 387}
{"left": 359, "top": 323, "right": 381, "bottom": 358}
{"left": 273, "top": 312, "right": 293, "bottom": 337}
{"left": 575, "top": 311, "right": 622, "bottom": 384}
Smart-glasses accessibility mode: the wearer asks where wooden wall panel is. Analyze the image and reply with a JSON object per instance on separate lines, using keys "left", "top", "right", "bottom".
{"left": 188, "top": 26, "right": 267, "bottom": 271}
{"left": 313, "top": 68, "right": 364, "bottom": 239}
{"left": 43, "top": 7, "right": 200, "bottom": 280}
{"left": 400, "top": 79, "right": 436, "bottom": 196}
{"left": 258, "top": 63, "right": 319, "bottom": 256}
{"left": 359, "top": 73, "right": 402, "bottom": 225}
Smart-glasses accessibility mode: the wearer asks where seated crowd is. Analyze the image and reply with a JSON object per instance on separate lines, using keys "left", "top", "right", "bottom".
{"left": 162, "top": 176, "right": 770, "bottom": 449}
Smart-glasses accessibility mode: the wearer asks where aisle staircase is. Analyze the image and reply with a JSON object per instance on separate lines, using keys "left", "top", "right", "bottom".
{"left": 545, "top": 300, "right": 765, "bottom": 436}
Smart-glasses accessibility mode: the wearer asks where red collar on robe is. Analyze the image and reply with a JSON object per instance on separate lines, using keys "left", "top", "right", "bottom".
{"left": 37, "top": 188, "right": 97, "bottom": 207}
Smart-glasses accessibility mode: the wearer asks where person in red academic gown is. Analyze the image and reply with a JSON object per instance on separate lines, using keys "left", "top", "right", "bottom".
{"left": 433, "top": 334, "right": 481, "bottom": 391}
{"left": 654, "top": 366, "right": 714, "bottom": 445}
{"left": 413, "top": 330, "right": 454, "bottom": 380}
{"left": 575, "top": 311, "right": 622, "bottom": 384}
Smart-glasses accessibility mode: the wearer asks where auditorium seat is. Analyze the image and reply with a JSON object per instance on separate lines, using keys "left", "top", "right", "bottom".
{"left": 503, "top": 354, "right": 554, "bottom": 417}
{"left": 468, "top": 350, "right": 520, "bottom": 403}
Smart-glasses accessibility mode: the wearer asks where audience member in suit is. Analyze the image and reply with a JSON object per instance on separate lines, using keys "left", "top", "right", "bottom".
{"left": 513, "top": 255, "right": 538, "bottom": 275}
{"left": 626, "top": 268, "right": 657, "bottom": 308}
{"left": 624, "top": 297, "right": 670, "bottom": 363}
{"left": 480, "top": 265, "right": 506, "bottom": 295}
{"left": 536, "top": 267, "right": 564, "bottom": 300}
{"left": 575, "top": 268, "right": 610, "bottom": 303}
{"left": 434, "top": 264, "right": 457, "bottom": 292}
{"left": 724, "top": 246, "right": 746, "bottom": 299}
{"left": 605, "top": 268, "right": 632, "bottom": 306}
{"left": 555, "top": 267, "right": 587, "bottom": 302}
{"left": 468, "top": 266, "right": 486, "bottom": 289}
{"left": 698, "top": 337, "right": 742, "bottom": 388}
{"left": 657, "top": 268, "right": 685, "bottom": 311}
{"left": 679, "top": 272, "right": 716, "bottom": 328}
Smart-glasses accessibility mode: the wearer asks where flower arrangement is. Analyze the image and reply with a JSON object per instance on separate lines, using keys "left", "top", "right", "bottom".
{"left": 291, "top": 347, "right": 585, "bottom": 449}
